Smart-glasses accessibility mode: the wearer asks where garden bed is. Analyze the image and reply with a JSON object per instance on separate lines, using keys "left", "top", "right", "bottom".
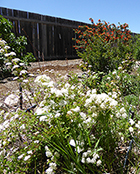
{"left": 0, "top": 59, "right": 82, "bottom": 108}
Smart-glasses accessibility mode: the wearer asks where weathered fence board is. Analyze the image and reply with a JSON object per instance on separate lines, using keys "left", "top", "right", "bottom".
{"left": 0, "top": 7, "right": 89, "bottom": 60}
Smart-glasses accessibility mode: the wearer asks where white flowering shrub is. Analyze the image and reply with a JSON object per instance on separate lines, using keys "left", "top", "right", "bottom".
{"left": 0, "top": 73, "right": 139, "bottom": 173}
{"left": 0, "top": 38, "right": 27, "bottom": 78}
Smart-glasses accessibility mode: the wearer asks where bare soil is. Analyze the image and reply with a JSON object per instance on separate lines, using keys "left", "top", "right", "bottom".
{"left": 0, "top": 59, "right": 82, "bottom": 104}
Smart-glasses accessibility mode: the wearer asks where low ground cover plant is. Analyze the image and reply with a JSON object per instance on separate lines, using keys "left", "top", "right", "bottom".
{"left": 0, "top": 18, "right": 140, "bottom": 173}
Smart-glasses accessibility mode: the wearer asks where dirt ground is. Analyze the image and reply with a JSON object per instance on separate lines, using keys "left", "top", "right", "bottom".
{"left": 0, "top": 59, "right": 82, "bottom": 104}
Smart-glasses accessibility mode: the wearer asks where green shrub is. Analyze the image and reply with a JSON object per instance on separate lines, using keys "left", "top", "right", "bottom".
{"left": 0, "top": 73, "right": 139, "bottom": 173}
{"left": 73, "top": 19, "right": 135, "bottom": 73}
{"left": 0, "top": 39, "right": 28, "bottom": 78}
{"left": 0, "top": 15, "right": 35, "bottom": 73}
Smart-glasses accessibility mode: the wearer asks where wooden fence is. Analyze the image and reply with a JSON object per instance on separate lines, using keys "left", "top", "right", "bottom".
{"left": 0, "top": 7, "right": 89, "bottom": 60}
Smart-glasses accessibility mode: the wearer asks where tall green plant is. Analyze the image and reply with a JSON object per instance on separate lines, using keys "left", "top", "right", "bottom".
{"left": 0, "top": 15, "right": 35, "bottom": 70}
{"left": 73, "top": 19, "right": 135, "bottom": 73}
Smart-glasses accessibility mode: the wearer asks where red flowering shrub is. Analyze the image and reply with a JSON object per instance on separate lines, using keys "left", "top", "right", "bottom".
{"left": 73, "top": 18, "right": 135, "bottom": 73}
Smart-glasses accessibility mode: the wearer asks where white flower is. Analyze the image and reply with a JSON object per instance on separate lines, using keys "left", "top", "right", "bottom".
{"left": 121, "top": 113, "right": 127, "bottom": 118}
{"left": 20, "top": 124, "right": 25, "bottom": 129}
{"left": 93, "top": 153, "right": 99, "bottom": 160}
{"left": 135, "top": 123, "right": 140, "bottom": 129}
{"left": 5, "top": 62, "right": 12, "bottom": 66}
{"left": 2, "top": 120, "right": 9, "bottom": 129}
{"left": 47, "top": 81, "right": 54, "bottom": 87}
{"left": 0, "top": 39, "right": 6, "bottom": 45}
{"left": 61, "top": 88, "right": 68, "bottom": 95}
{"left": 20, "top": 70, "right": 28, "bottom": 75}
{"left": 12, "top": 58, "right": 20, "bottom": 62}
{"left": 34, "top": 140, "right": 39, "bottom": 143}
{"left": 24, "top": 155, "right": 31, "bottom": 161}
{"left": 86, "top": 157, "right": 91, "bottom": 163}
{"left": 55, "top": 89, "right": 63, "bottom": 97}
{"left": 3, "top": 141, "right": 6, "bottom": 145}
{"left": 82, "top": 152, "right": 88, "bottom": 158}
{"left": 96, "top": 159, "right": 102, "bottom": 166}
{"left": 129, "top": 127, "right": 133, "bottom": 133}
{"left": 112, "top": 70, "right": 117, "bottom": 75}
{"left": 109, "top": 99, "right": 118, "bottom": 108}
{"left": 100, "top": 102, "right": 106, "bottom": 110}
{"left": 77, "top": 146, "right": 84, "bottom": 153}
{"left": 116, "top": 75, "right": 120, "bottom": 80}
{"left": 80, "top": 112, "right": 86, "bottom": 120}
{"left": 49, "top": 162, "right": 57, "bottom": 170}
{"left": 27, "top": 150, "right": 32, "bottom": 154}
{"left": 90, "top": 157, "right": 96, "bottom": 164}
{"left": 65, "top": 83, "right": 70, "bottom": 88}
{"left": 129, "top": 119, "right": 135, "bottom": 125}
{"left": 39, "top": 116, "right": 47, "bottom": 121}
{"left": 120, "top": 107, "right": 126, "bottom": 114}
{"left": 118, "top": 66, "right": 122, "bottom": 70}
{"left": 18, "top": 154, "right": 24, "bottom": 160}
{"left": 83, "top": 117, "right": 91, "bottom": 124}
{"left": 55, "top": 113, "right": 60, "bottom": 118}
{"left": 0, "top": 48, "right": 4, "bottom": 53}
{"left": 71, "top": 106, "right": 80, "bottom": 112}
{"left": 5, "top": 52, "right": 16, "bottom": 57}
{"left": 45, "top": 145, "right": 49, "bottom": 151}
{"left": 12, "top": 65, "right": 20, "bottom": 70}
{"left": 85, "top": 98, "right": 92, "bottom": 107}
{"left": 45, "top": 167, "right": 54, "bottom": 174}
{"left": 81, "top": 157, "right": 85, "bottom": 163}
{"left": 35, "top": 107, "right": 48, "bottom": 115}
{"left": 85, "top": 149, "right": 91, "bottom": 155}
{"left": 10, "top": 52, "right": 16, "bottom": 56}
{"left": 67, "top": 110, "right": 72, "bottom": 115}
{"left": 35, "top": 75, "right": 51, "bottom": 84}
{"left": 28, "top": 73, "right": 34, "bottom": 77}
{"left": 19, "top": 63, "right": 25, "bottom": 66}
{"left": 23, "top": 79, "right": 28, "bottom": 83}
{"left": 45, "top": 151, "right": 53, "bottom": 157}
{"left": 86, "top": 90, "right": 91, "bottom": 96}
{"left": 116, "top": 112, "right": 121, "bottom": 118}
{"left": 112, "top": 92, "right": 117, "bottom": 99}
{"left": 71, "top": 85, "right": 75, "bottom": 90}
{"left": 69, "top": 139, "right": 76, "bottom": 147}
{"left": 91, "top": 89, "right": 96, "bottom": 94}
{"left": 4, "top": 53, "right": 10, "bottom": 57}
{"left": 121, "top": 136, "right": 124, "bottom": 141}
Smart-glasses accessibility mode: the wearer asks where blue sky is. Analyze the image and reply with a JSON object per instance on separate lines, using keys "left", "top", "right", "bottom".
{"left": 0, "top": 0, "right": 140, "bottom": 33}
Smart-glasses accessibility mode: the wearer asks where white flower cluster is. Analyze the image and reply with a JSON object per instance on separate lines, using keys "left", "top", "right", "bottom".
{"left": 0, "top": 39, "right": 27, "bottom": 77}
{"left": 128, "top": 120, "right": 140, "bottom": 134}
{"left": 69, "top": 139, "right": 84, "bottom": 153}
{"left": 33, "top": 75, "right": 129, "bottom": 130}
{"left": 81, "top": 148, "right": 102, "bottom": 166}
{"left": 85, "top": 90, "right": 118, "bottom": 111}
{"left": 45, "top": 145, "right": 58, "bottom": 174}
{"left": 17, "top": 150, "right": 32, "bottom": 161}
{"left": 69, "top": 139, "right": 102, "bottom": 166}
